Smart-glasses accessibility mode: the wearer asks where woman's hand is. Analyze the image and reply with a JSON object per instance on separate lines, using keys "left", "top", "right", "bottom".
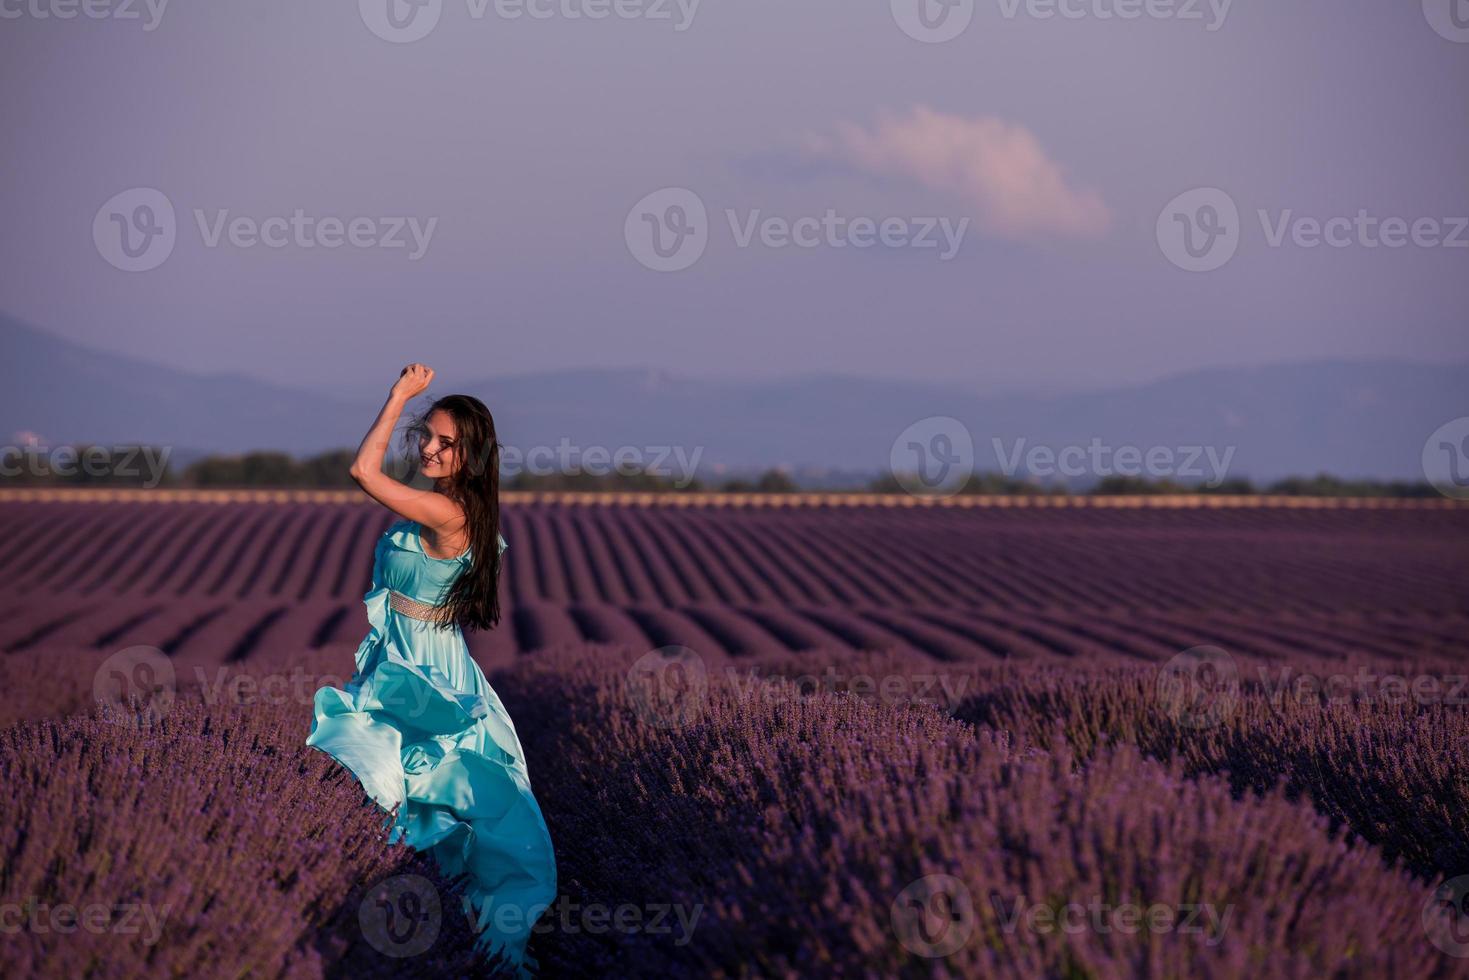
{"left": 391, "top": 363, "right": 434, "bottom": 402}
{"left": 351, "top": 360, "right": 459, "bottom": 526}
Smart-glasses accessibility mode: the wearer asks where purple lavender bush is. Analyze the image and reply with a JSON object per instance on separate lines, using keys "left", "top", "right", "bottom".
{"left": 954, "top": 657, "right": 1469, "bottom": 881}
{"left": 489, "top": 644, "right": 1466, "bottom": 978}
{"left": 0, "top": 694, "right": 512, "bottom": 978}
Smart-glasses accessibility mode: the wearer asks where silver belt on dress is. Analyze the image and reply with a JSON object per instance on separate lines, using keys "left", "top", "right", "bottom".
{"left": 388, "top": 589, "right": 453, "bottom": 624}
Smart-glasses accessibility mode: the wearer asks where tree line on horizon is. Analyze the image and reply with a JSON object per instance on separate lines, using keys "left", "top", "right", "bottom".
{"left": 0, "top": 445, "right": 1445, "bottom": 497}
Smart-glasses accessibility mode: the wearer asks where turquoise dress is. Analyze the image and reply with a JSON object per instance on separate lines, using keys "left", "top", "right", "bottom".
{"left": 307, "top": 518, "right": 556, "bottom": 975}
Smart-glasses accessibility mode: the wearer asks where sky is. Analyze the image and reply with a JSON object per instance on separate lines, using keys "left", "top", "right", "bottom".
{"left": 1, "top": 0, "right": 1465, "bottom": 396}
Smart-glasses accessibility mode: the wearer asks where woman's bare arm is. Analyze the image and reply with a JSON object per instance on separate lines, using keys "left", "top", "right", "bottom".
{"left": 348, "top": 364, "right": 461, "bottom": 529}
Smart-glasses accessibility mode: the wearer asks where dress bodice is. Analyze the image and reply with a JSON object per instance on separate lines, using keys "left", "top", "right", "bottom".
{"left": 375, "top": 518, "right": 507, "bottom": 605}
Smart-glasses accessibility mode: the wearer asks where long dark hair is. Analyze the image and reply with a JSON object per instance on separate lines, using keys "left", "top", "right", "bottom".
{"left": 400, "top": 394, "right": 504, "bottom": 632}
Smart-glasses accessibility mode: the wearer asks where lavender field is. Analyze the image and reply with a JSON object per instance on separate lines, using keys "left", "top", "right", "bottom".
{"left": 3, "top": 492, "right": 1469, "bottom": 977}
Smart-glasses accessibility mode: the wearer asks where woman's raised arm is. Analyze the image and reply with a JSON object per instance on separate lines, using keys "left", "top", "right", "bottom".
{"left": 348, "top": 364, "right": 460, "bottom": 528}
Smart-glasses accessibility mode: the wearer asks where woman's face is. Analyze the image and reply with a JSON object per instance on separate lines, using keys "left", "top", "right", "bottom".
{"left": 417, "top": 409, "right": 460, "bottom": 479}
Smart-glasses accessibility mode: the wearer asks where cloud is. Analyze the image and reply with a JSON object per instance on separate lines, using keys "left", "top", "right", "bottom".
{"left": 802, "top": 106, "right": 1111, "bottom": 241}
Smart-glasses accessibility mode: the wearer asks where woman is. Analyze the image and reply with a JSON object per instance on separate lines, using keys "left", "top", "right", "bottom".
{"left": 306, "top": 364, "right": 556, "bottom": 976}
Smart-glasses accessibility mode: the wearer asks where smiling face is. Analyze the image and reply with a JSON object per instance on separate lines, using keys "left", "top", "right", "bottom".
{"left": 416, "top": 409, "right": 461, "bottom": 479}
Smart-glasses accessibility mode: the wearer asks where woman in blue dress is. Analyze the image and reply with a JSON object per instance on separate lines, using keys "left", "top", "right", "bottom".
{"left": 306, "top": 363, "right": 556, "bottom": 976}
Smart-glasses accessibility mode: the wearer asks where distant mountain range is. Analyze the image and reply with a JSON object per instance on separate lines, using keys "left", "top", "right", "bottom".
{"left": 3, "top": 313, "right": 1464, "bottom": 484}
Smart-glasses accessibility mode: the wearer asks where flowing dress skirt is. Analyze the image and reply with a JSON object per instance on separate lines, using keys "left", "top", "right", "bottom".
{"left": 307, "top": 550, "right": 556, "bottom": 976}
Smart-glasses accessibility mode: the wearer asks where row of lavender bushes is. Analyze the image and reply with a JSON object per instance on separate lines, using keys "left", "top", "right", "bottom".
{"left": 4, "top": 642, "right": 1467, "bottom": 975}
{"left": 493, "top": 645, "right": 1464, "bottom": 977}
{"left": 950, "top": 657, "right": 1469, "bottom": 882}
